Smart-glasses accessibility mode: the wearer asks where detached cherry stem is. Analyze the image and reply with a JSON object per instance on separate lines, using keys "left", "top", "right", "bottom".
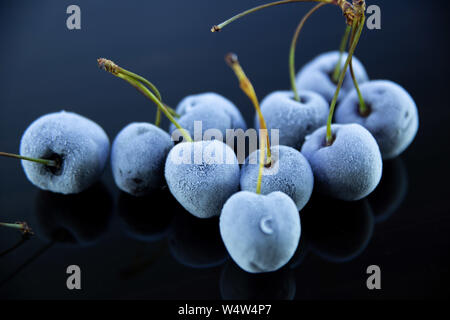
{"left": 290, "top": 2, "right": 327, "bottom": 102}
{"left": 98, "top": 58, "right": 193, "bottom": 142}
{"left": 226, "top": 53, "right": 271, "bottom": 167}
{"left": 0, "top": 152, "right": 58, "bottom": 168}
{"left": 326, "top": 15, "right": 366, "bottom": 146}
{"left": 0, "top": 222, "right": 34, "bottom": 236}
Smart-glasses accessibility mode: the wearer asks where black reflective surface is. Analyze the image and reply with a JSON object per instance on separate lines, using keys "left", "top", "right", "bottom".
{"left": 1, "top": 0, "right": 450, "bottom": 300}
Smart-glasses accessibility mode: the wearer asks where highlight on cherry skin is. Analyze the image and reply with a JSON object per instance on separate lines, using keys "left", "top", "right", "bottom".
{"left": 335, "top": 80, "right": 419, "bottom": 159}
{"left": 301, "top": 123, "right": 383, "bottom": 201}
{"left": 220, "top": 191, "right": 301, "bottom": 273}
{"left": 170, "top": 92, "right": 247, "bottom": 140}
{"left": 164, "top": 139, "right": 241, "bottom": 219}
{"left": 240, "top": 145, "right": 314, "bottom": 211}
{"left": 1, "top": 111, "right": 110, "bottom": 195}
{"left": 111, "top": 122, "right": 174, "bottom": 196}
{"left": 296, "top": 51, "right": 369, "bottom": 104}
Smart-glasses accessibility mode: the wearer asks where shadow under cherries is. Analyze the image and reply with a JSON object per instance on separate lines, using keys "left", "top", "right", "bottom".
{"left": 368, "top": 157, "right": 408, "bottom": 223}
{"left": 168, "top": 210, "right": 229, "bottom": 269}
{"left": 33, "top": 182, "right": 114, "bottom": 247}
{"left": 117, "top": 188, "right": 176, "bottom": 243}
{"left": 301, "top": 193, "right": 375, "bottom": 264}
{"left": 220, "top": 260, "right": 296, "bottom": 300}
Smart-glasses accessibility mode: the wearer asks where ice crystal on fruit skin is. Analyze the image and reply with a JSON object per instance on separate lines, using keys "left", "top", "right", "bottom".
{"left": 336, "top": 80, "right": 419, "bottom": 159}
{"left": 20, "top": 111, "right": 110, "bottom": 194}
{"left": 165, "top": 140, "right": 240, "bottom": 219}
{"left": 301, "top": 123, "right": 382, "bottom": 201}
{"left": 240, "top": 145, "right": 314, "bottom": 210}
{"left": 257, "top": 90, "right": 329, "bottom": 150}
{"left": 111, "top": 122, "right": 174, "bottom": 196}
{"left": 170, "top": 92, "right": 247, "bottom": 139}
{"left": 296, "top": 51, "right": 369, "bottom": 104}
{"left": 220, "top": 191, "right": 301, "bottom": 273}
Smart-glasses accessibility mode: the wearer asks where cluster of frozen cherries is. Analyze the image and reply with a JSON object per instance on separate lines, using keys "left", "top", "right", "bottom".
{"left": 0, "top": 0, "right": 418, "bottom": 274}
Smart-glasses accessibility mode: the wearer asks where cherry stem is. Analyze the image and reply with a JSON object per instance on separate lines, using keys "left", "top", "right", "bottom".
{"left": 290, "top": 2, "right": 327, "bottom": 102}
{"left": 211, "top": 0, "right": 334, "bottom": 32}
{"left": 326, "top": 14, "right": 365, "bottom": 145}
{"left": 98, "top": 59, "right": 163, "bottom": 102}
{"left": 332, "top": 25, "right": 351, "bottom": 83}
{"left": 349, "top": 56, "right": 367, "bottom": 115}
{"left": 345, "top": 21, "right": 367, "bottom": 115}
{"left": 256, "top": 130, "right": 266, "bottom": 194}
{"left": 155, "top": 108, "right": 162, "bottom": 127}
{"left": 166, "top": 106, "right": 180, "bottom": 118}
{"left": 0, "top": 222, "right": 34, "bottom": 236}
{"left": 97, "top": 58, "right": 165, "bottom": 127}
{"left": 98, "top": 58, "right": 193, "bottom": 142}
{"left": 155, "top": 105, "right": 181, "bottom": 128}
{"left": 117, "top": 73, "right": 193, "bottom": 142}
{"left": 0, "top": 152, "right": 58, "bottom": 167}
{"left": 154, "top": 105, "right": 179, "bottom": 127}
{"left": 226, "top": 53, "right": 271, "bottom": 166}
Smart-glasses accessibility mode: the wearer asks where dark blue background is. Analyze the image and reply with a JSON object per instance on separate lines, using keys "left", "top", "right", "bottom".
{"left": 0, "top": 0, "right": 449, "bottom": 299}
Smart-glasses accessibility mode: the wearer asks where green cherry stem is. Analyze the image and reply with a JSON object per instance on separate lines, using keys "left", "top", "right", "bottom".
{"left": 98, "top": 58, "right": 163, "bottom": 102}
{"left": 332, "top": 24, "right": 351, "bottom": 83}
{"left": 156, "top": 104, "right": 181, "bottom": 127}
{"left": 326, "top": 14, "right": 365, "bottom": 145}
{"left": 0, "top": 222, "right": 33, "bottom": 236}
{"left": 98, "top": 58, "right": 193, "bottom": 142}
{"left": 121, "top": 72, "right": 182, "bottom": 123}
{"left": 256, "top": 128, "right": 266, "bottom": 194}
{"left": 117, "top": 73, "right": 193, "bottom": 142}
{"left": 349, "top": 56, "right": 367, "bottom": 115}
{"left": 166, "top": 105, "right": 180, "bottom": 118}
{"left": 347, "top": 24, "right": 367, "bottom": 116}
{"left": 98, "top": 58, "right": 164, "bottom": 127}
{"left": 0, "top": 152, "right": 58, "bottom": 167}
{"left": 155, "top": 104, "right": 179, "bottom": 127}
{"left": 226, "top": 53, "right": 271, "bottom": 166}
{"left": 226, "top": 53, "right": 268, "bottom": 194}
{"left": 155, "top": 108, "right": 162, "bottom": 127}
{"left": 120, "top": 69, "right": 162, "bottom": 102}
{"left": 345, "top": 13, "right": 368, "bottom": 116}
{"left": 289, "top": 2, "right": 327, "bottom": 102}
{"left": 211, "top": 0, "right": 334, "bottom": 32}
